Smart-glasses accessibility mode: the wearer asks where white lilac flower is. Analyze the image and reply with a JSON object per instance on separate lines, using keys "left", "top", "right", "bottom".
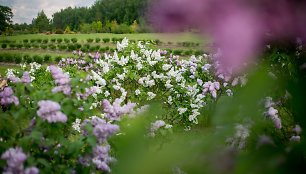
{"left": 150, "top": 120, "right": 166, "bottom": 137}
{"left": 135, "top": 89, "right": 141, "bottom": 95}
{"left": 264, "top": 97, "right": 274, "bottom": 108}
{"left": 226, "top": 89, "right": 233, "bottom": 96}
{"left": 292, "top": 125, "right": 302, "bottom": 135}
{"left": 162, "top": 64, "right": 172, "bottom": 71}
{"left": 117, "top": 37, "right": 129, "bottom": 52}
{"left": 289, "top": 136, "right": 300, "bottom": 142}
{"left": 168, "top": 96, "right": 173, "bottom": 105}
{"left": 72, "top": 118, "right": 81, "bottom": 132}
{"left": 178, "top": 108, "right": 187, "bottom": 115}
{"left": 147, "top": 92, "right": 156, "bottom": 100}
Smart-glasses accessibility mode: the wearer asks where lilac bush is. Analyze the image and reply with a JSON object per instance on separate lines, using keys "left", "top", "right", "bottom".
{"left": 36, "top": 100, "right": 68, "bottom": 123}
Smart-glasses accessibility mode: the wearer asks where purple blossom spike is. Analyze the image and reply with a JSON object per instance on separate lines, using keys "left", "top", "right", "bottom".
{"left": 21, "top": 71, "right": 31, "bottom": 84}
{"left": 49, "top": 65, "right": 71, "bottom": 95}
{"left": 37, "top": 100, "right": 67, "bottom": 123}
{"left": 1, "top": 147, "right": 27, "bottom": 173}
{"left": 0, "top": 87, "right": 19, "bottom": 106}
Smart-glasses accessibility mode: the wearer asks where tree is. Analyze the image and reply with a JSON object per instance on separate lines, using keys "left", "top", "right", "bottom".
{"left": 64, "top": 26, "right": 71, "bottom": 34}
{"left": 0, "top": 5, "right": 13, "bottom": 32}
{"left": 32, "top": 10, "right": 50, "bottom": 32}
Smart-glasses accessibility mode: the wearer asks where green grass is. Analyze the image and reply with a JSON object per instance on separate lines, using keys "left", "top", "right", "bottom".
{"left": 0, "top": 32, "right": 209, "bottom": 45}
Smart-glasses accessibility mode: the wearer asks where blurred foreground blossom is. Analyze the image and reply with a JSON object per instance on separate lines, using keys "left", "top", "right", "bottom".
{"left": 151, "top": 0, "right": 306, "bottom": 73}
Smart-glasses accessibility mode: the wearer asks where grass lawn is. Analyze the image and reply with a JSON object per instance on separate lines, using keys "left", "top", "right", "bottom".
{"left": 0, "top": 32, "right": 210, "bottom": 45}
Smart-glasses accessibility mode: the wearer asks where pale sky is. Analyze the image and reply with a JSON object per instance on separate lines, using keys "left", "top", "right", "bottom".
{"left": 0, "top": 0, "right": 96, "bottom": 24}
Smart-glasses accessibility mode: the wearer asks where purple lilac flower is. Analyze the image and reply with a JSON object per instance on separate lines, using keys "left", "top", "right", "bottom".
{"left": 37, "top": 100, "right": 67, "bottom": 123}
{"left": 24, "top": 167, "right": 39, "bottom": 174}
{"left": 151, "top": 120, "right": 166, "bottom": 132}
{"left": 10, "top": 76, "right": 21, "bottom": 83}
{"left": 21, "top": 71, "right": 31, "bottom": 84}
{"left": 1, "top": 147, "right": 27, "bottom": 173}
{"left": 103, "top": 98, "right": 137, "bottom": 121}
{"left": 49, "top": 65, "right": 71, "bottom": 95}
{"left": 0, "top": 87, "right": 19, "bottom": 106}
{"left": 92, "top": 145, "right": 116, "bottom": 173}
{"left": 202, "top": 81, "right": 220, "bottom": 98}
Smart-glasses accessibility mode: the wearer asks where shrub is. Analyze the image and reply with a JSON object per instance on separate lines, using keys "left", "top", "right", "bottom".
{"left": 37, "top": 39, "right": 42, "bottom": 43}
{"left": 105, "top": 46, "right": 110, "bottom": 50}
{"left": 103, "top": 38, "right": 110, "bottom": 43}
{"left": 184, "top": 50, "right": 193, "bottom": 55}
{"left": 110, "top": 48, "right": 114, "bottom": 52}
{"left": 81, "top": 47, "right": 87, "bottom": 52}
{"left": 40, "top": 45, "right": 47, "bottom": 50}
{"left": 24, "top": 54, "right": 32, "bottom": 64}
{"left": 43, "top": 39, "right": 48, "bottom": 43}
{"left": 4, "top": 54, "right": 14, "bottom": 62}
{"left": 95, "top": 38, "right": 101, "bottom": 43}
{"left": 33, "top": 55, "right": 43, "bottom": 64}
{"left": 1, "top": 43, "right": 7, "bottom": 48}
{"left": 168, "top": 41, "right": 173, "bottom": 45}
{"left": 112, "top": 37, "right": 118, "bottom": 43}
{"left": 89, "top": 46, "right": 96, "bottom": 52}
{"left": 173, "top": 49, "right": 183, "bottom": 55}
{"left": 99, "top": 47, "right": 106, "bottom": 53}
{"left": 194, "top": 50, "right": 203, "bottom": 56}
{"left": 155, "top": 39, "right": 161, "bottom": 45}
{"left": 55, "top": 29, "right": 64, "bottom": 34}
{"left": 44, "top": 55, "right": 51, "bottom": 62}
{"left": 51, "top": 38, "right": 56, "bottom": 43}
{"left": 55, "top": 56, "right": 61, "bottom": 62}
{"left": 33, "top": 44, "right": 39, "bottom": 49}
{"left": 0, "top": 53, "right": 3, "bottom": 62}
{"left": 16, "top": 44, "right": 23, "bottom": 49}
{"left": 68, "top": 44, "right": 76, "bottom": 51}
{"left": 75, "top": 44, "right": 82, "bottom": 49}
{"left": 57, "top": 38, "right": 63, "bottom": 43}
{"left": 23, "top": 39, "right": 29, "bottom": 43}
{"left": 24, "top": 44, "right": 31, "bottom": 49}
{"left": 9, "top": 44, "right": 16, "bottom": 49}
{"left": 84, "top": 44, "right": 90, "bottom": 49}
{"left": 30, "top": 39, "right": 35, "bottom": 43}
{"left": 49, "top": 45, "right": 56, "bottom": 50}
{"left": 87, "top": 38, "right": 94, "bottom": 43}
{"left": 111, "top": 24, "right": 132, "bottom": 34}
{"left": 95, "top": 45, "right": 101, "bottom": 50}
{"left": 14, "top": 54, "right": 22, "bottom": 64}
{"left": 58, "top": 45, "right": 67, "bottom": 51}
{"left": 64, "top": 38, "right": 70, "bottom": 43}
{"left": 71, "top": 38, "right": 78, "bottom": 43}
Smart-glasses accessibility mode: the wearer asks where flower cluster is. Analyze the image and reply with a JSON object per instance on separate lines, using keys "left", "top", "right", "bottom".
{"left": 149, "top": 120, "right": 166, "bottom": 137}
{"left": 290, "top": 125, "right": 302, "bottom": 142}
{"left": 36, "top": 100, "right": 67, "bottom": 123}
{"left": 102, "top": 98, "right": 136, "bottom": 121}
{"left": 0, "top": 87, "right": 19, "bottom": 106}
{"left": 9, "top": 71, "right": 31, "bottom": 84}
{"left": 1, "top": 147, "right": 38, "bottom": 174}
{"left": 202, "top": 81, "right": 220, "bottom": 98}
{"left": 264, "top": 97, "right": 281, "bottom": 129}
{"left": 80, "top": 116, "right": 119, "bottom": 172}
{"left": 49, "top": 65, "right": 71, "bottom": 95}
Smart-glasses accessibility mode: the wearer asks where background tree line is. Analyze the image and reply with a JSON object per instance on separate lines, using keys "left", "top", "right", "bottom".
{"left": 1, "top": 0, "right": 152, "bottom": 35}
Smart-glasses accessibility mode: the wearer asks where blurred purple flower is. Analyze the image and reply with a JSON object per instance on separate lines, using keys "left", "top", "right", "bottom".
{"left": 103, "top": 98, "right": 136, "bottom": 121}
{"left": 1, "top": 147, "right": 27, "bottom": 173}
{"left": 0, "top": 87, "right": 19, "bottom": 106}
{"left": 151, "top": 0, "right": 306, "bottom": 73}
{"left": 21, "top": 71, "right": 31, "bottom": 84}
{"left": 49, "top": 65, "right": 71, "bottom": 95}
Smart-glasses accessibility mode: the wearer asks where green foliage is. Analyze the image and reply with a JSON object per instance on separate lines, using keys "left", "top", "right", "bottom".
{"left": 33, "top": 55, "right": 43, "bottom": 64}
{"left": 55, "top": 56, "right": 61, "bottom": 62}
{"left": 16, "top": 44, "right": 23, "bottom": 49}
{"left": 4, "top": 53, "right": 13, "bottom": 62}
{"left": 36, "top": 39, "right": 42, "bottom": 43}
{"left": 32, "top": 10, "right": 50, "bottom": 32}
{"left": 14, "top": 54, "right": 22, "bottom": 64}
{"left": 80, "top": 23, "right": 92, "bottom": 34}
{"left": 64, "top": 38, "right": 70, "bottom": 43}
{"left": 23, "top": 39, "right": 29, "bottom": 43}
{"left": 95, "top": 38, "right": 101, "bottom": 43}
{"left": 55, "top": 29, "right": 64, "bottom": 34}
{"left": 23, "top": 54, "right": 32, "bottom": 64}
{"left": 1, "top": 43, "right": 7, "bottom": 48}
{"left": 103, "top": 38, "right": 110, "bottom": 43}
{"left": 71, "top": 38, "right": 78, "bottom": 43}
{"left": 30, "top": 39, "right": 35, "bottom": 43}
{"left": 111, "top": 24, "right": 132, "bottom": 34}
{"left": 44, "top": 55, "right": 51, "bottom": 62}
{"left": 87, "top": 38, "right": 94, "bottom": 43}
{"left": 42, "top": 39, "right": 48, "bottom": 44}
{"left": 56, "top": 38, "right": 63, "bottom": 43}
{"left": 40, "top": 45, "right": 47, "bottom": 50}
{"left": 50, "top": 38, "right": 56, "bottom": 43}
{"left": 0, "top": 5, "right": 13, "bottom": 32}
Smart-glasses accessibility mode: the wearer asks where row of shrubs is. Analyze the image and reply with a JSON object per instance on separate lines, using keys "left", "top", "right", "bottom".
{"left": 0, "top": 53, "right": 62, "bottom": 64}
{"left": 1, "top": 43, "right": 114, "bottom": 53}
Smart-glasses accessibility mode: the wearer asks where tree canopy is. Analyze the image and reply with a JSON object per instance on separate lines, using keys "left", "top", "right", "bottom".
{"left": 0, "top": 5, "right": 13, "bottom": 32}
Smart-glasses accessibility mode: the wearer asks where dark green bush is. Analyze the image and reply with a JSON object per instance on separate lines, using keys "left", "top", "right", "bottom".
{"left": 81, "top": 48, "right": 87, "bottom": 52}
{"left": 9, "top": 44, "right": 16, "bottom": 49}
{"left": 84, "top": 44, "right": 90, "bottom": 49}
{"left": 40, "top": 45, "right": 47, "bottom": 50}
{"left": 57, "top": 38, "right": 63, "bottom": 43}
{"left": 58, "top": 45, "right": 67, "bottom": 51}
{"left": 155, "top": 39, "right": 161, "bottom": 45}
{"left": 95, "top": 38, "right": 101, "bottom": 43}
{"left": 36, "top": 39, "right": 42, "bottom": 43}
{"left": 87, "top": 38, "right": 94, "bottom": 43}
{"left": 112, "top": 37, "right": 118, "bottom": 43}
{"left": 99, "top": 47, "right": 106, "bottom": 52}
{"left": 4, "top": 54, "right": 14, "bottom": 62}
{"left": 105, "top": 46, "right": 110, "bottom": 50}
{"left": 0, "top": 53, "right": 3, "bottom": 62}
{"left": 24, "top": 44, "right": 31, "bottom": 49}
{"left": 16, "top": 44, "right": 23, "bottom": 49}
{"left": 110, "top": 48, "right": 114, "bottom": 52}
{"left": 75, "top": 44, "right": 82, "bottom": 49}
{"left": 184, "top": 50, "right": 193, "bottom": 56}
{"left": 23, "top": 39, "right": 29, "bottom": 43}
{"left": 64, "top": 38, "right": 70, "bottom": 43}
{"left": 44, "top": 55, "right": 51, "bottom": 62}
{"left": 68, "top": 44, "right": 76, "bottom": 51}
{"left": 43, "top": 39, "right": 48, "bottom": 44}
{"left": 1, "top": 43, "right": 7, "bottom": 48}
{"left": 14, "top": 54, "right": 22, "bottom": 64}
{"left": 168, "top": 41, "right": 173, "bottom": 45}
{"left": 51, "top": 38, "right": 56, "bottom": 43}
{"left": 55, "top": 56, "right": 61, "bottom": 62}
{"left": 49, "top": 45, "right": 56, "bottom": 50}
{"left": 89, "top": 46, "right": 96, "bottom": 52}
{"left": 103, "top": 38, "right": 110, "bottom": 43}
{"left": 33, "top": 44, "right": 39, "bottom": 49}
{"left": 24, "top": 54, "right": 32, "bottom": 64}
{"left": 33, "top": 55, "right": 43, "bottom": 64}
{"left": 71, "top": 38, "right": 78, "bottom": 43}
{"left": 95, "top": 45, "right": 100, "bottom": 50}
{"left": 194, "top": 50, "right": 202, "bottom": 56}
{"left": 30, "top": 39, "right": 35, "bottom": 43}
{"left": 173, "top": 49, "right": 183, "bottom": 55}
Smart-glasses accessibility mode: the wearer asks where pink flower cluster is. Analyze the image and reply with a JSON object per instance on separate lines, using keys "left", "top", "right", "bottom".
{"left": 0, "top": 87, "right": 19, "bottom": 106}
{"left": 103, "top": 98, "right": 137, "bottom": 121}
{"left": 37, "top": 100, "right": 67, "bottom": 123}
